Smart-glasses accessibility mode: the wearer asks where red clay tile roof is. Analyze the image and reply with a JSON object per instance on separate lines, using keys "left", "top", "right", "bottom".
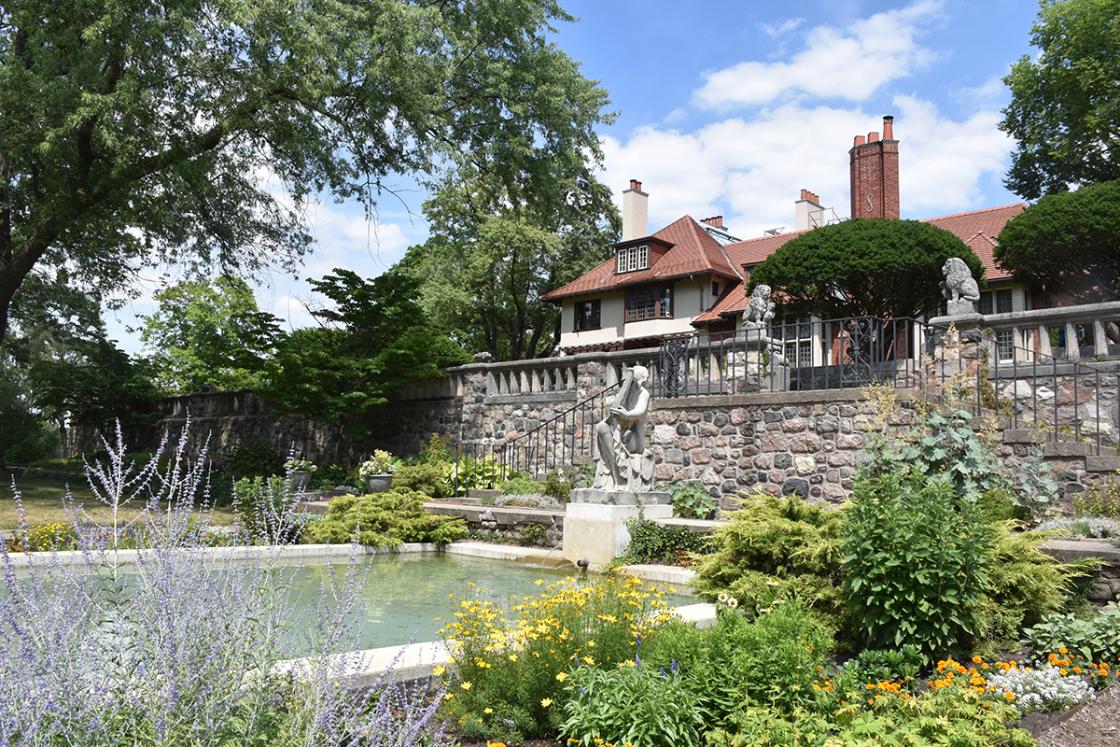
{"left": 694, "top": 282, "right": 749, "bottom": 324}
{"left": 689, "top": 203, "right": 1026, "bottom": 327}
{"left": 924, "top": 203, "right": 1024, "bottom": 281}
{"left": 542, "top": 216, "right": 740, "bottom": 301}
{"left": 545, "top": 203, "right": 1025, "bottom": 306}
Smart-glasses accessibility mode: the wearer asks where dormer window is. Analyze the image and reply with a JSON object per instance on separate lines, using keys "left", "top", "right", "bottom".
{"left": 616, "top": 244, "right": 649, "bottom": 273}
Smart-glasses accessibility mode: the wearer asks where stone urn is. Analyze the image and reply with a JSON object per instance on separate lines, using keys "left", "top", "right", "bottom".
{"left": 365, "top": 474, "right": 393, "bottom": 493}
{"left": 289, "top": 471, "right": 312, "bottom": 492}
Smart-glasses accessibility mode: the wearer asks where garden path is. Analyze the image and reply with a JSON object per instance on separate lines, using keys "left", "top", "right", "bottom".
{"left": 1035, "top": 684, "right": 1120, "bottom": 747}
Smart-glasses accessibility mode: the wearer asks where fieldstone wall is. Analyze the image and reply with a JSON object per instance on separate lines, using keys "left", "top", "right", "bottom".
{"left": 646, "top": 390, "right": 915, "bottom": 504}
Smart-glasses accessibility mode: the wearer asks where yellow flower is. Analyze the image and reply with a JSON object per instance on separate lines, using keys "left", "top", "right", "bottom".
{"left": 508, "top": 654, "right": 518, "bottom": 662}
{"left": 432, "top": 666, "right": 446, "bottom": 677}
{"left": 534, "top": 579, "right": 545, "bottom": 586}
{"left": 1004, "top": 692, "right": 1016, "bottom": 701}
{"left": 486, "top": 742, "right": 507, "bottom": 747}
{"left": 540, "top": 698, "right": 554, "bottom": 708}
{"left": 484, "top": 707, "right": 494, "bottom": 715}
{"left": 555, "top": 672, "right": 569, "bottom": 682}
{"left": 444, "top": 693, "right": 455, "bottom": 701}
{"left": 460, "top": 681, "right": 473, "bottom": 691}
{"left": 583, "top": 656, "right": 596, "bottom": 665}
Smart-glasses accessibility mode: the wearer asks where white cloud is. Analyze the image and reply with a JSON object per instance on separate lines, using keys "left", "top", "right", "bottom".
{"left": 758, "top": 17, "right": 805, "bottom": 38}
{"left": 695, "top": 1, "right": 941, "bottom": 108}
{"left": 600, "top": 98, "right": 1010, "bottom": 239}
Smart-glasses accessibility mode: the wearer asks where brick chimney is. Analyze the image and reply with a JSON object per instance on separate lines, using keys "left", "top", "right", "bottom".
{"left": 849, "top": 115, "right": 899, "bottom": 220}
{"left": 794, "top": 189, "right": 825, "bottom": 231}
{"left": 700, "top": 215, "right": 724, "bottom": 228}
{"left": 622, "top": 179, "right": 648, "bottom": 240}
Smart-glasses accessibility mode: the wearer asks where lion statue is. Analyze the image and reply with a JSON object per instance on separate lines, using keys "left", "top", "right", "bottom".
{"left": 940, "top": 257, "right": 980, "bottom": 303}
{"left": 744, "top": 284, "right": 775, "bottom": 327}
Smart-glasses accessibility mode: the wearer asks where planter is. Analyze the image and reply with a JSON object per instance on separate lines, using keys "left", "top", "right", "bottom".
{"left": 289, "top": 470, "right": 312, "bottom": 492}
{"left": 365, "top": 474, "right": 394, "bottom": 493}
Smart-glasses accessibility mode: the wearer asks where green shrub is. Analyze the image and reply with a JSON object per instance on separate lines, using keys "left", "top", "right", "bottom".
{"left": 301, "top": 490, "right": 467, "bottom": 547}
{"left": 669, "top": 482, "right": 717, "bottom": 519}
{"left": 692, "top": 495, "right": 842, "bottom": 618}
{"left": 542, "top": 471, "right": 573, "bottom": 502}
{"left": 223, "top": 440, "right": 285, "bottom": 480}
{"left": 500, "top": 474, "right": 546, "bottom": 496}
{"left": 391, "top": 462, "right": 450, "bottom": 498}
{"left": 312, "top": 463, "right": 350, "bottom": 490}
{"left": 705, "top": 687, "right": 1034, "bottom": 747}
{"left": 1074, "top": 482, "right": 1120, "bottom": 519}
{"left": 448, "top": 455, "right": 500, "bottom": 494}
{"left": 840, "top": 474, "right": 995, "bottom": 660}
{"left": 609, "top": 517, "right": 712, "bottom": 568}
{"left": 841, "top": 645, "right": 924, "bottom": 688}
{"left": 973, "top": 524, "right": 1090, "bottom": 654}
{"left": 1023, "top": 603, "right": 1120, "bottom": 663}
{"left": 559, "top": 662, "right": 706, "bottom": 747}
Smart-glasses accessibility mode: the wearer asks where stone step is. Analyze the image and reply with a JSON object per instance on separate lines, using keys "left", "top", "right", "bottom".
{"left": 1086, "top": 455, "right": 1120, "bottom": 473}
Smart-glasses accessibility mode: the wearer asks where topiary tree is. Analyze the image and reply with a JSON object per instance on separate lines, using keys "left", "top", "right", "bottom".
{"left": 995, "top": 180, "right": 1120, "bottom": 298}
{"left": 750, "top": 219, "right": 982, "bottom": 319}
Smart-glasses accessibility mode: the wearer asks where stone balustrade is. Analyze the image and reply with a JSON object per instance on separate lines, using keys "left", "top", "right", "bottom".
{"left": 978, "top": 300, "right": 1120, "bottom": 362}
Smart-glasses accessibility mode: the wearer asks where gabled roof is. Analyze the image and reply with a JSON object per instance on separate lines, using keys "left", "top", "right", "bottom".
{"left": 542, "top": 215, "right": 740, "bottom": 302}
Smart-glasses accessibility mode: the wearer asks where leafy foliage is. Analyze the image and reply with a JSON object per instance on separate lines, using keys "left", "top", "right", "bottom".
{"left": 973, "top": 525, "right": 1091, "bottom": 653}
{"left": 1024, "top": 603, "right": 1120, "bottom": 664}
{"left": 0, "top": 0, "right": 611, "bottom": 349}
{"left": 559, "top": 661, "right": 706, "bottom": 747}
{"left": 1001, "top": 0, "right": 1120, "bottom": 198}
{"left": 141, "top": 276, "right": 280, "bottom": 394}
{"left": 404, "top": 160, "right": 617, "bottom": 360}
{"left": 749, "top": 219, "right": 981, "bottom": 318}
{"left": 840, "top": 474, "right": 995, "bottom": 660}
{"left": 301, "top": 490, "right": 467, "bottom": 547}
{"left": 995, "top": 180, "right": 1120, "bottom": 297}
{"left": 692, "top": 495, "right": 842, "bottom": 617}
{"left": 609, "top": 517, "right": 713, "bottom": 568}
{"left": 392, "top": 462, "right": 451, "bottom": 499}
{"left": 670, "top": 482, "right": 718, "bottom": 520}
{"left": 263, "top": 269, "right": 466, "bottom": 438}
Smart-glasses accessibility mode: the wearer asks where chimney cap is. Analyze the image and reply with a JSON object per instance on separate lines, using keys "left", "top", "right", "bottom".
{"left": 701, "top": 215, "right": 724, "bottom": 228}
{"left": 853, "top": 134, "right": 866, "bottom": 146}
{"left": 867, "top": 131, "right": 880, "bottom": 142}
{"left": 882, "top": 115, "right": 895, "bottom": 140}
{"left": 627, "top": 178, "right": 644, "bottom": 192}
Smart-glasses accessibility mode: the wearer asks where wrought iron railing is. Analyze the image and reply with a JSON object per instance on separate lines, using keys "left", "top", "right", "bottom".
{"left": 657, "top": 316, "right": 928, "bottom": 397}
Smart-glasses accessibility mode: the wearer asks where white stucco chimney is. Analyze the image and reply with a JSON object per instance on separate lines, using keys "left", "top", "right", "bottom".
{"left": 794, "top": 188, "right": 825, "bottom": 231}
{"left": 622, "top": 179, "right": 648, "bottom": 240}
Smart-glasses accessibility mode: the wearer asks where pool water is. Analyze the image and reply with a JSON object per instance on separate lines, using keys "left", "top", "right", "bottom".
{"left": 283, "top": 553, "right": 693, "bottom": 653}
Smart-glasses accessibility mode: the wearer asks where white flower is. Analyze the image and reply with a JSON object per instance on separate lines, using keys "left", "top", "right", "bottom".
{"left": 987, "top": 664, "right": 1095, "bottom": 715}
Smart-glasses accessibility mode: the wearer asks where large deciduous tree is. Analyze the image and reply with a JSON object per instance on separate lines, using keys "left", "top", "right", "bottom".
{"left": 995, "top": 180, "right": 1120, "bottom": 298}
{"left": 750, "top": 219, "right": 982, "bottom": 319}
{"left": 1001, "top": 0, "right": 1120, "bottom": 199}
{"left": 0, "top": 0, "right": 610, "bottom": 346}
{"left": 404, "top": 161, "right": 617, "bottom": 360}
{"left": 140, "top": 276, "right": 281, "bottom": 394}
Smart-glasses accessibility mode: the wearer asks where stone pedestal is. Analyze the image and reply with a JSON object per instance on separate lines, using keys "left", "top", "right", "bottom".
{"left": 562, "top": 490, "right": 672, "bottom": 568}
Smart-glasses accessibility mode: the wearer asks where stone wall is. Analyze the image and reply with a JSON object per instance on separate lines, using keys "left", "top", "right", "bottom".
{"left": 647, "top": 390, "right": 914, "bottom": 504}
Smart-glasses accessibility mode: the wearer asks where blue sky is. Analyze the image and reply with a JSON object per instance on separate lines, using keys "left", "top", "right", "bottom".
{"left": 105, "top": 0, "right": 1040, "bottom": 352}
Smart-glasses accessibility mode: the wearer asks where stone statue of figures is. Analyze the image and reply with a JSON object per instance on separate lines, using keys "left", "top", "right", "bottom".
{"left": 744, "top": 284, "right": 775, "bottom": 327}
{"left": 592, "top": 365, "right": 655, "bottom": 492}
{"left": 940, "top": 257, "right": 981, "bottom": 315}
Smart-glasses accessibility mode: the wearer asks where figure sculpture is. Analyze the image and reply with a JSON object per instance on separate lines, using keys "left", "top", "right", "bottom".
{"left": 940, "top": 257, "right": 980, "bottom": 315}
{"left": 592, "top": 366, "right": 655, "bottom": 492}
{"left": 744, "top": 284, "right": 776, "bottom": 327}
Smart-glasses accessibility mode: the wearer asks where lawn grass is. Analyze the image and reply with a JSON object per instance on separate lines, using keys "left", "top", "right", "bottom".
{"left": 0, "top": 475, "right": 235, "bottom": 530}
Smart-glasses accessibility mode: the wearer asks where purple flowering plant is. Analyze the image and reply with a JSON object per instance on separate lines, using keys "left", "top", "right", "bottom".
{"left": 0, "top": 423, "right": 448, "bottom": 746}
